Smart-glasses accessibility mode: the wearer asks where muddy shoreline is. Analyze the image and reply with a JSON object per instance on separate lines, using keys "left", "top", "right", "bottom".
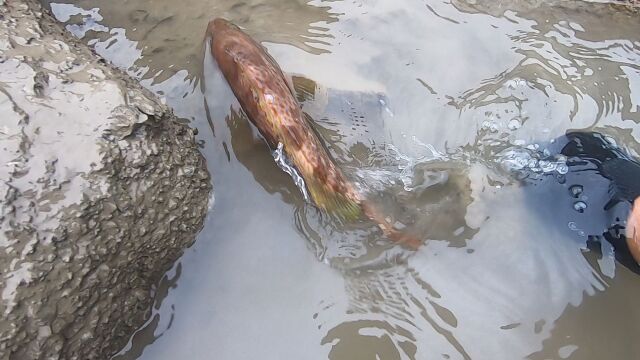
{"left": 0, "top": 1, "right": 211, "bottom": 359}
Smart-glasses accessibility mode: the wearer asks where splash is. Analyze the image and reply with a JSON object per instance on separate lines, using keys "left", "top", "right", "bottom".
{"left": 495, "top": 145, "right": 569, "bottom": 179}
{"left": 272, "top": 142, "right": 311, "bottom": 202}
{"left": 353, "top": 138, "right": 449, "bottom": 195}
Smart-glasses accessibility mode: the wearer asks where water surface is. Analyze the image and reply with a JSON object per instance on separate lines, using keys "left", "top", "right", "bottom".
{"left": 46, "top": 0, "right": 640, "bottom": 358}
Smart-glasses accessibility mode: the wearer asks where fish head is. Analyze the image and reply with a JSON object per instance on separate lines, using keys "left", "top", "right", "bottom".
{"left": 207, "top": 18, "right": 245, "bottom": 53}
{"left": 207, "top": 18, "right": 249, "bottom": 91}
{"left": 209, "top": 18, "right": 240, "bottom": 35}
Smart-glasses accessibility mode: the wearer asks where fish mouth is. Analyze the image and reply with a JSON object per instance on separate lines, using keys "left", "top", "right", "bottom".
{"left": 210, "top": 18, "right": 240, "bottom": 34}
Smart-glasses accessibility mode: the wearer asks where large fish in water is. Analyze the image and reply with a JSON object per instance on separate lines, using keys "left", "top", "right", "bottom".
{"left": 207, "top": 18, "right": 420, "bottom": 248}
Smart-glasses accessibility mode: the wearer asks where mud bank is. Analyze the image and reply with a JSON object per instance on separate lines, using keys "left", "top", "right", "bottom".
{"left": 0, "top": 1, "right": 211, "bottom": 359}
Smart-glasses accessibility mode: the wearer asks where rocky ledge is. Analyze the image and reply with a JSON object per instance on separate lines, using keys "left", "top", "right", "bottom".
{"left": 0, "top": 1, "right": 211, "bottom": 359}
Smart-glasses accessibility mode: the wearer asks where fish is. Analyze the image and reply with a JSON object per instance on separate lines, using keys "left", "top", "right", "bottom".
{"left": 207, "top": 18, "right": 421, "bottom": 248}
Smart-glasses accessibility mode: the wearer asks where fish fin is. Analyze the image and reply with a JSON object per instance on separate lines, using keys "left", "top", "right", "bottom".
{"left": 386, "top": 228, "right": 423, "bottom": 250}
{"left": 291, "top": 75, "right": 317, "bottom": 103}
{"left": 361, "top": 200, "right": 423, "bottom": 250}
{"left": 305, "top": 176, "right": 362, "bottom": 221}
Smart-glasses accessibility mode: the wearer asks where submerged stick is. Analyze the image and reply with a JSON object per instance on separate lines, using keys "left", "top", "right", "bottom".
{"left": 207, "top": 18, "right": 420, "bottom": 248}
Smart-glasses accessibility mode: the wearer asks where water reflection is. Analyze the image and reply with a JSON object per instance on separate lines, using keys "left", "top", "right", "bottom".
{"left": 113, "top": 263, "right": 182, "bottom": 360}
{"left": 453, "top": 0, "right": 640, "bottom": 125}
{"left": 45, "top": 0, "right": 337, "bottom": 83}
{"left": 527, "top": 264, "right": 640, "bottom": 359}
{"left": 47, "top": 0, "right": 640, "bottom": 359}
{"left": 318, "top": 267, "right": 470, "bottom": 360}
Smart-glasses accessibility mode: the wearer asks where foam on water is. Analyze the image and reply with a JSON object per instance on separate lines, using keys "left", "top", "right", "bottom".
{"left": 495, "top": 145, "right": 569, "bottom": 178}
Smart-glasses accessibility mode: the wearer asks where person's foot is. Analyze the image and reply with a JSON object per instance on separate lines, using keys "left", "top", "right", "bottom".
{"left": 627, "top": 198, "right": 640, "bottom": 264}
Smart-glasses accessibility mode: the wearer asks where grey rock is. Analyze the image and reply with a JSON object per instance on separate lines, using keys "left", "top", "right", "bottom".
{"left": 0, "top": 1, "right": 211, "bottom": 359}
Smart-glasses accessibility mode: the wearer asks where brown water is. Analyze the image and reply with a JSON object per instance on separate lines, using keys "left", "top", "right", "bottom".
{"left": 45, "top": 0, "right": 640, "bottom": 359}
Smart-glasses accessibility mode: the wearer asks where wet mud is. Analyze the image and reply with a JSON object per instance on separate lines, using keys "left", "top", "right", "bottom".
{"left": 0, "top": 1, "right": 211, "bottom": 359}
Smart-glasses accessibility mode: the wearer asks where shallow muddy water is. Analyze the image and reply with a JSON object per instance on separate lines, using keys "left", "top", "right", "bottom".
{"left": 46, "top": 0, "right": 640, "bottom": 358}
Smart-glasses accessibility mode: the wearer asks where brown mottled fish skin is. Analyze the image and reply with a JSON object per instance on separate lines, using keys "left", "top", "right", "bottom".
{"left": 207, "top": 18, "right": 421, "bottom": 248}
{"left": 627, "top": 197, "right": 640, "bottom": 264}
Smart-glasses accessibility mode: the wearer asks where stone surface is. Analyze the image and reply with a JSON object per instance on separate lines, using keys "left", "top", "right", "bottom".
{"left": 0, "top": 1, "right": 211, "bottom": 359}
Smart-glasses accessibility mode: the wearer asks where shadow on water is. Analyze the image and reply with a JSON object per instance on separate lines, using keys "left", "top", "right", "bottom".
{"left": 294, "top": 97, "right": 640, "bottom": 359}
{"left": 518, "top": 131, "right": 640, "bottom": 359}
{"left": 482, "top": 130, "right": 640, "bottom": 275}
{"left": 290, "top": 77, "right": 639, "bottom": 359}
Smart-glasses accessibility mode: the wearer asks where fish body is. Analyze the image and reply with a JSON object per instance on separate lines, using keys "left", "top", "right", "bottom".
{"left": 208, "top": 18, "right": 360, "bottom": 218}
{"left": 207, "top": 18, "right": 420, "bottom": 247}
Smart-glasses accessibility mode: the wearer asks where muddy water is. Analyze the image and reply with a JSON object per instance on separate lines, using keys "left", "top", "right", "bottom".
{"left": 45, "top": 0, "right": 640, "bottom": 358}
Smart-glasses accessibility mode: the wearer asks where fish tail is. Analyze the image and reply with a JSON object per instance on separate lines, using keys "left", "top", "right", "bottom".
{"left": 361, "top": 200, "right": 423, "bottom": 250}
{"left": 306, "top": 175, "right": 422, "bottom": 249}
{"left": 305, "top": 176, "right": 362, "bottom": 221}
